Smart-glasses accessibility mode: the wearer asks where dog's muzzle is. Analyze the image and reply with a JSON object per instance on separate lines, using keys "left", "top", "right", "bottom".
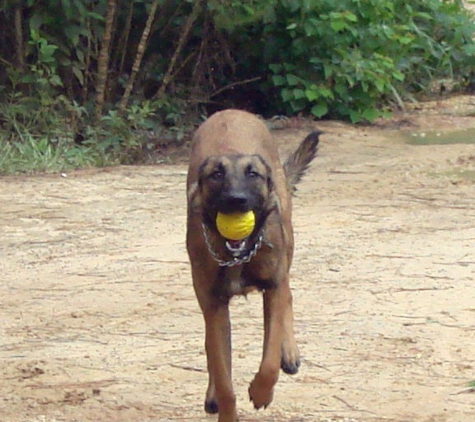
{"left": 217, "top": 192, "right": 253, "bottom": 214}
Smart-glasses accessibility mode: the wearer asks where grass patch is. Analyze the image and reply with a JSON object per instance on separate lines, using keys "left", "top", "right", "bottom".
{"left": 0, "top": 94, "right": 191, "bottom": 174}
{"left": 407, "top": 129, "right": 475, "bottom": 145}
{"left": 0, "top": 135, "right": 117, "bottom": 175}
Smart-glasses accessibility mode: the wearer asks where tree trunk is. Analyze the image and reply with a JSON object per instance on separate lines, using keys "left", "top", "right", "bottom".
{"left": 117, "top": 0, "right": 134, "bottom": 78}
{"left": 118, "top": 0, "right": 160, "bottom": 115}
{"left": 14, "top": 7, "right": 25, "bottom": 71}
{"left": 154, "top": 0, "right": 203, "bottom": 99}
{"left": 95, "top": 0, "right": 117, "bottom": 123}
{"left": 81, "top": 17, "right": 92, "bottom": 106}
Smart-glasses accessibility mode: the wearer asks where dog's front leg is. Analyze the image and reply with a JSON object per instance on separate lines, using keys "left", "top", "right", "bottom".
{"left": 202, "top": 302, "right": 238, "bottom": 422}
{"left": 248, "top": 275, "right": 291, "bottom": 409}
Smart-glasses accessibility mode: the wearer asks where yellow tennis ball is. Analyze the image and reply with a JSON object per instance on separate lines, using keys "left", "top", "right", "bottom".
{"left": 216, "top": 211, "right": 256, "bottom": 241}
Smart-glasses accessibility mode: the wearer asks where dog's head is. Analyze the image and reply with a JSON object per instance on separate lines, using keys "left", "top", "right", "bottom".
{"left": 197, "top": 154, "right": 275, "bottom": 231}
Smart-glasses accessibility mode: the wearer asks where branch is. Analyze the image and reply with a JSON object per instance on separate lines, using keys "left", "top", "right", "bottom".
{"left": 154, "top": 0, "right": 203, "bottom": 99}
{"left": 210, "top": 76, "right": 262, "bottom": 98}
{"left": 118, "top": 0, "right": 160, "bottom": 115}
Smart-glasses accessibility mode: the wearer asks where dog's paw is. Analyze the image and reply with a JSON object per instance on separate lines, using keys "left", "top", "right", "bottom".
{"left": 248, "top": 375, "right": 274, "bottom": 410}
{"left": 281, "top": 355, "right": 301, "bottom": 375}
{"left": 281, "top": 342, "right": 301, "bottom": 375}
{"left": 204, "top": 398, "right": 219, "bottom": 414}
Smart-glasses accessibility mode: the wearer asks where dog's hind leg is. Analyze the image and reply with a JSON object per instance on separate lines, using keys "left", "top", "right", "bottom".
{"left": 191, "top": 260, "right": 238, "bottom": 421}
{"left": 248, "top": 275, "right": 292, "bottom": 409}
{"left": 204, "top": 369, "right": 217, "bottom": 414}
{"left": 202, "top": 303, "right": 238, "bottom": 422}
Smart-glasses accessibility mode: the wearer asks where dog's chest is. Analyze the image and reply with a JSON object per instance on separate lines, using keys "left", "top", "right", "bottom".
{"left": 216, "top": 257, "right": 279, "bottom": 299}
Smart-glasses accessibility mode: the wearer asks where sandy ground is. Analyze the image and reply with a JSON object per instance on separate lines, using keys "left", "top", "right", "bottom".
{"left": 1, "top": 102, "right": 475, "bottom": 422}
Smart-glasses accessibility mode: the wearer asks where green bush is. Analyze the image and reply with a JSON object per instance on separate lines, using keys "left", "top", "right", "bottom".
{"left": 261, "top": 0, "right": 475, "bottom": 122}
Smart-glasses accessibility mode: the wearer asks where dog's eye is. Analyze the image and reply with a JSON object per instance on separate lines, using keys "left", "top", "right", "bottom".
{"left": 210, "top": 170, "right": 224, "bottom": 180}
{"left": 247, "top": 171, "right": 260, "bottom": 179}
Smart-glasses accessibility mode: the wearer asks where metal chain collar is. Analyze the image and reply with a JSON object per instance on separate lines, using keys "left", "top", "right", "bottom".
{"left": 202, "top": 224, "right": 264, "bottom": 267}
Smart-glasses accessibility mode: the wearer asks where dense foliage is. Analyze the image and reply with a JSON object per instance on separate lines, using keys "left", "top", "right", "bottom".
{"left": 265, "top": 0, "right": 475, "bottom": 122}
{"left": 0, "top": 0, "right": 474, "bottom": 172}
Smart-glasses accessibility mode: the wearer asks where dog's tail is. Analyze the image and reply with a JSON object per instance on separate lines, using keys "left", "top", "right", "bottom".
{"left": 284, "top": 130, "right": 322, "bottom": 194}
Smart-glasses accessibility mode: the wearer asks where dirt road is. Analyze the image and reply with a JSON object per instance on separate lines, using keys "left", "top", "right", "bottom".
{"left": 1, "top": 106, "right": 474, "bottom": 422}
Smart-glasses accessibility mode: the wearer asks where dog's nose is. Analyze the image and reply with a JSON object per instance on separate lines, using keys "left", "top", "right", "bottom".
{"left": 227, "top": 193, "right": 248, "bottom": 208}
{"left": 219, "top": 193, "right": 249, "bottom": 213}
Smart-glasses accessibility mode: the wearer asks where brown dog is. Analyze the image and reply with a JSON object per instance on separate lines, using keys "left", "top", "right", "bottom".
{"left": 186, "top": 109, "right": 321, "bottom": 422}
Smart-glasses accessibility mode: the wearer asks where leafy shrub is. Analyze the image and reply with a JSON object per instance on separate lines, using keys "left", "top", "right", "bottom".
{"left": 262, "top": 0, "right": 475, "bottom": 122}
